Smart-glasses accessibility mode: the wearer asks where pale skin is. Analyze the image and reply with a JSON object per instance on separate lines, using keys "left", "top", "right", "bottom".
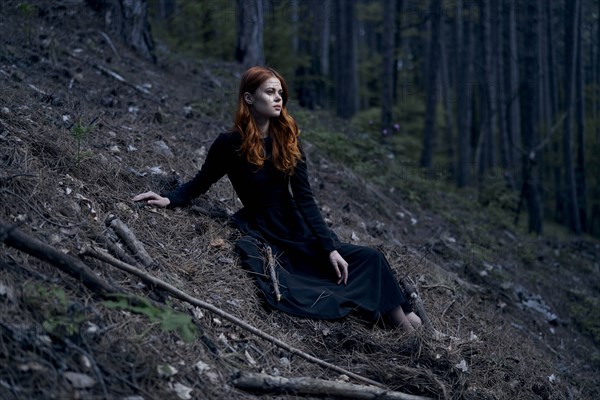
{"left": 133, "top": 76, "right": 421, "bottom": 331}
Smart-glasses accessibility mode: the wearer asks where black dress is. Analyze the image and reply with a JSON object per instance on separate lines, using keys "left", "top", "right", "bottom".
{"left": 165, "top": 131, "right": 411, "bottom": 321}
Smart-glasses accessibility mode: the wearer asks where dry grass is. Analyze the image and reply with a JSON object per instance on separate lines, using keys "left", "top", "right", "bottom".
{"left": 1, "top": 1, "right": 597, "bottom": 399}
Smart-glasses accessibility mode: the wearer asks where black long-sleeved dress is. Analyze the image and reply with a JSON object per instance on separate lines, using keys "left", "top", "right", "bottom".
{"left": 165, "top": 131, "right": 411, "bottom": 321}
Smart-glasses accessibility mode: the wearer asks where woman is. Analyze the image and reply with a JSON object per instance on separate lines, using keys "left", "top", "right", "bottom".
{"left": 133, "top": 66, "right": 421, "bottom": 331}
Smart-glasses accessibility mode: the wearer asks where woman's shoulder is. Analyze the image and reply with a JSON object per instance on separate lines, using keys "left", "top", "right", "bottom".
{"left": 213, "top": 130, "right": 242, "bottom": 146}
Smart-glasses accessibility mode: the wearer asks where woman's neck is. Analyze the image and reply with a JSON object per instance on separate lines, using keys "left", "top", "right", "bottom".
{"left": 252, "top": 113, "right": 270, "bottom": 138}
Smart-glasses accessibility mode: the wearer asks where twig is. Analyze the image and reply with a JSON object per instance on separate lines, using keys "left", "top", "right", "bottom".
{"left": 421, "top": 284, "right": 455, "bottom": 295}
{"left": 28, "top": 83, "right": 47, "bottom": 95}
{"left": 441, "top": 299, "right": 456, "bottom": 318}
{"left": 80, "top": 245, "right": 386, "bottom": 388}
{"left": 265, "top": 246, "right": 281, "bottom": 302}
{"left": 97, "top": 30, "right": 121, "bottom": 61}
{"left": 400, "top": 277, "right": 434, "bottom": 331}
{"left": 65, "top": 338, "right": 108, "bottom": 399}
{"left": 68, "top": 52, "right": 161, "bottom": 104}
{"left": 2, "top": 189, "right": 81, "bottom": 228}
{"left": 106, "top": 216, "right": 155, "bottom": 268}
{"left": 0, "top": 221, "right": 117, "bottom": 296}
{"left": 232, "top": 371, "right": 432, "bottom": 400}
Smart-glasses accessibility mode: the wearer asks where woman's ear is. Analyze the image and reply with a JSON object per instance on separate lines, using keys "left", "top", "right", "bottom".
{"left": 244, "top": 92, "right": 254, "bottom": 105}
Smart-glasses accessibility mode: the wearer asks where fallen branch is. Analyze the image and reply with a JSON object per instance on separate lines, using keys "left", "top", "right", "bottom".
{"left": 232, "top": 371, "right": 432, "bottom": 400}
{"left": 68, "top": 52, "right": 161, "bottom": 104}
{"left": 106, "top": 216, "right": 155, "bottom": 268}
{"left": 400, "top": 278, "right": 434, "bottom": 330}
{"left": 401, "top": 278, "right": 460, "bottom": 346}
{"left": 80, "top": 245, "right": 384, "bottom": 388}
{"left": 0, "top": 221, "right": 116, "bottom": 296}
{"left": 265, "top": 246, "right": 281, "bottom": 302}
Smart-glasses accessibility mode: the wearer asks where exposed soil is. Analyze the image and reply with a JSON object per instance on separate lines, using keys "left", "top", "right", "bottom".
{"left": 1, "top": 1, "right": 599, "bottom": 399}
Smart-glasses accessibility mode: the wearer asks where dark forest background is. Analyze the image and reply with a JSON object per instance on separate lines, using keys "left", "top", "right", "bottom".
{"left": 144, "top": 0, "right": 599, "bottom": 239}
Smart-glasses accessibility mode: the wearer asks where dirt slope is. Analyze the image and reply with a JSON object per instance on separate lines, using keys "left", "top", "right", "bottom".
{"left": 1, "top": 1, "right": 599, "bottom": 399}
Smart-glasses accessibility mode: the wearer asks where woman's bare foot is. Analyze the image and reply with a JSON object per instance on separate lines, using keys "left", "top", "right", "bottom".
{"left": 405, "top": 312, "right": 422, "bottom": 329}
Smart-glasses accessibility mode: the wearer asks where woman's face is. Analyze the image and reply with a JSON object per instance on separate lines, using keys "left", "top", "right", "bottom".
{"left": 245, "top": 77, "right": 283, "bottom": 119}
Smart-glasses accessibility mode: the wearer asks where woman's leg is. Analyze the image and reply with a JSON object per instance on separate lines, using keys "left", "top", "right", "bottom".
{"left": 388, "top": 305, "right": 416, "bottom": 331}
{"left": 405, "top": 312, "right": 422, "bottom": 329}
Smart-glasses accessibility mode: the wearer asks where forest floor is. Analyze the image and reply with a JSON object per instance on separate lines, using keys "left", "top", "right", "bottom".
{"left": 1, "top": 1, "right": 599, "bottom": 399}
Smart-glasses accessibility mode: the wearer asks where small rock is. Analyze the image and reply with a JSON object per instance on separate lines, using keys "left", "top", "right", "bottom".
{"left": 153, "top": 140, "right": 173, "bottom": 158}
{"left": 218, "top": 256, "right": 234, "bottom": 265}
{"left": 170, "top": 382, "right": 192, "bottom": 400}
{"left": 0, "top": 283, "right": 15, "bottom": 302}
{"left": 351, "top": 231, "right": 360, "bottom": 241}
{"left": 454, "top": 359, "right": 468, "bottom": 373}
{"left": 1, "top": 107, "right": 9, "bottom": 115}
{"left": 279, "top": 357, "right": 290, "bottom": 368}
{"left": 157, "top": 364, "right": 178, "bottom": 378}
{"left": 64, "top": 371, "right": 96, "bottom": 389}
{"left": 194, "top": 360, "right": 210, "bottom": 374}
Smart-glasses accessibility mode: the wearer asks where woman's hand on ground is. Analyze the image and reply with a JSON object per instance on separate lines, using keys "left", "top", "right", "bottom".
{"left": 132, "top": 191, "right": 170, "bottom": 207}
{"left": 329, "top": 250, "right": 348, "bottom": 285}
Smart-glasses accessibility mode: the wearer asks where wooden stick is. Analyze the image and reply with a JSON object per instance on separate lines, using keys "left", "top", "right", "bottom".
{"left": 106, "top": 217, "right": 155, "bottom": 268}
{"left": 80, "top": 245, "right": 384, "bottom": 388}
{"left": 232, "top": 371, "right": 432, "bottom": 400}
{"left": 0, "top": 221, "right": 117, "bottom": 296}
{"left": 400, "top": 278, "right": 434, "bottom": 330}
{"left": 265, "top": 246, "right": 281, "bottom": 302}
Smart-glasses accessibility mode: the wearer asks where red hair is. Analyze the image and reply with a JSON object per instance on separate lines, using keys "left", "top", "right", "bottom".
{"left": 234, "top": 66, "right": 301, "bottom": 175}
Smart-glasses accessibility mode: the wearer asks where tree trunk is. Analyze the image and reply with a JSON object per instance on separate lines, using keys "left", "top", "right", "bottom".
{"left": 439, "top": 24, "right": 454, "bottom": 178}
{"left": 235, "top": 0, "right": 265, "bottom": 68}
{"left": 318, "top": 0, "right": 331, "bottom": 108}
{"left": 496, "top": 0, "right": 513, "bottom": 189}
{"left": 563, "top": 0, "right": 582, "bottom": 234}
{"left": 505, "top": 0, "right": 521, "bottom": 185}
{"left": 381, "top": 0, "right": 397, "bottom": 134}
{"left": 522, "top": 0, "right": 543, "bottom": 234}
{"left": 87, "top": 0, "right": 156, "bottom": 63}
{"left": 544, "top": 1, "right": 563, "bottom": 223}
{"left": 334, "top": 0, "right": 359, "bottom": 119}
{"left": 575, "top": 0, "right": 587, "bottom": 231}
{"left": 475, "top": 0, "right": 497, "bottom": 179}
{"left": 420, "top": 0, "right": 442, "bottom": 169}
{"left": 290, "top": 0, "right": 299, "bottom": 53}
{"left": 158, "top": 0, "right": 175, "bottom": 20}
{"left": 456, "top": 0, "right": 474, "bottom": 187}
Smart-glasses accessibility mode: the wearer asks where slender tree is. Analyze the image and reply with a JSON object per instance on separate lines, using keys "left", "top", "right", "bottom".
{"left": 563, "top": 0, "right": 582, "bottom": 234}
{"left": 504, "top": 0, "right": 521, "bottom": 185}
{"left": 420, "top": 0, "right": 442, "bottom": 169}
{"left": 334, "top": 0, "right": 359, "bottom": 118}
{"left": 545, "top": 0, "right": 564, "bottom": 223}
{"left": 575, "top": 0, "right": 587, "bottom": 231}
{"left": 456, "top": 0, "right": 474, "bottom": 187}
{"left": 318, "top": 0, "right": 331, "bottom": 108}
{"left": 439, "top": 22, "right": 454, "bottom": 178}
{"left": 522, "top": 0, "right": 543, "bottom": 233}
{"left": 475, "top": 0, "right": 497, "bottom": 178}
{"left": 235, "top": 0, "right": 265, "bottom": 68}
{"left": 381, "top": 0, "right": 397, "bottom": 134}
{"left": 496, "top": 0, "right": 513, "bottom": 189}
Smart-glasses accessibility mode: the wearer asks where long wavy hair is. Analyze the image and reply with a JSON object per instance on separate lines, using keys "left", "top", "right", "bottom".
{"left": 234, "top": 66, "right": 301, "bottom": 175}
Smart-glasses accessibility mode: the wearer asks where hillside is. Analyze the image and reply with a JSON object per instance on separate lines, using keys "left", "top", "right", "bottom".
{"left": 1, "top": 1, "right": 599, "bottom": 399}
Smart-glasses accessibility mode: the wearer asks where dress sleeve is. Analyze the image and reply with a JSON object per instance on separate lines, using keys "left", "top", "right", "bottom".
{"left": 164, "top": 133, "right": 231, "bottom": 208}
{"left": 289, "top": 143, "right": 336, "bottom": 254}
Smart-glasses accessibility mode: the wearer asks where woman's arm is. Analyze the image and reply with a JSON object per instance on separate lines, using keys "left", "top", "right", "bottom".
{"left": 289, "top": 147, "right": 335, "bottom": 252}
{"left": 133, "top": 133, "right": 231, "bottom": 208}
{"left": 290, "top": 143, "right": 348, "bottom": 284}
